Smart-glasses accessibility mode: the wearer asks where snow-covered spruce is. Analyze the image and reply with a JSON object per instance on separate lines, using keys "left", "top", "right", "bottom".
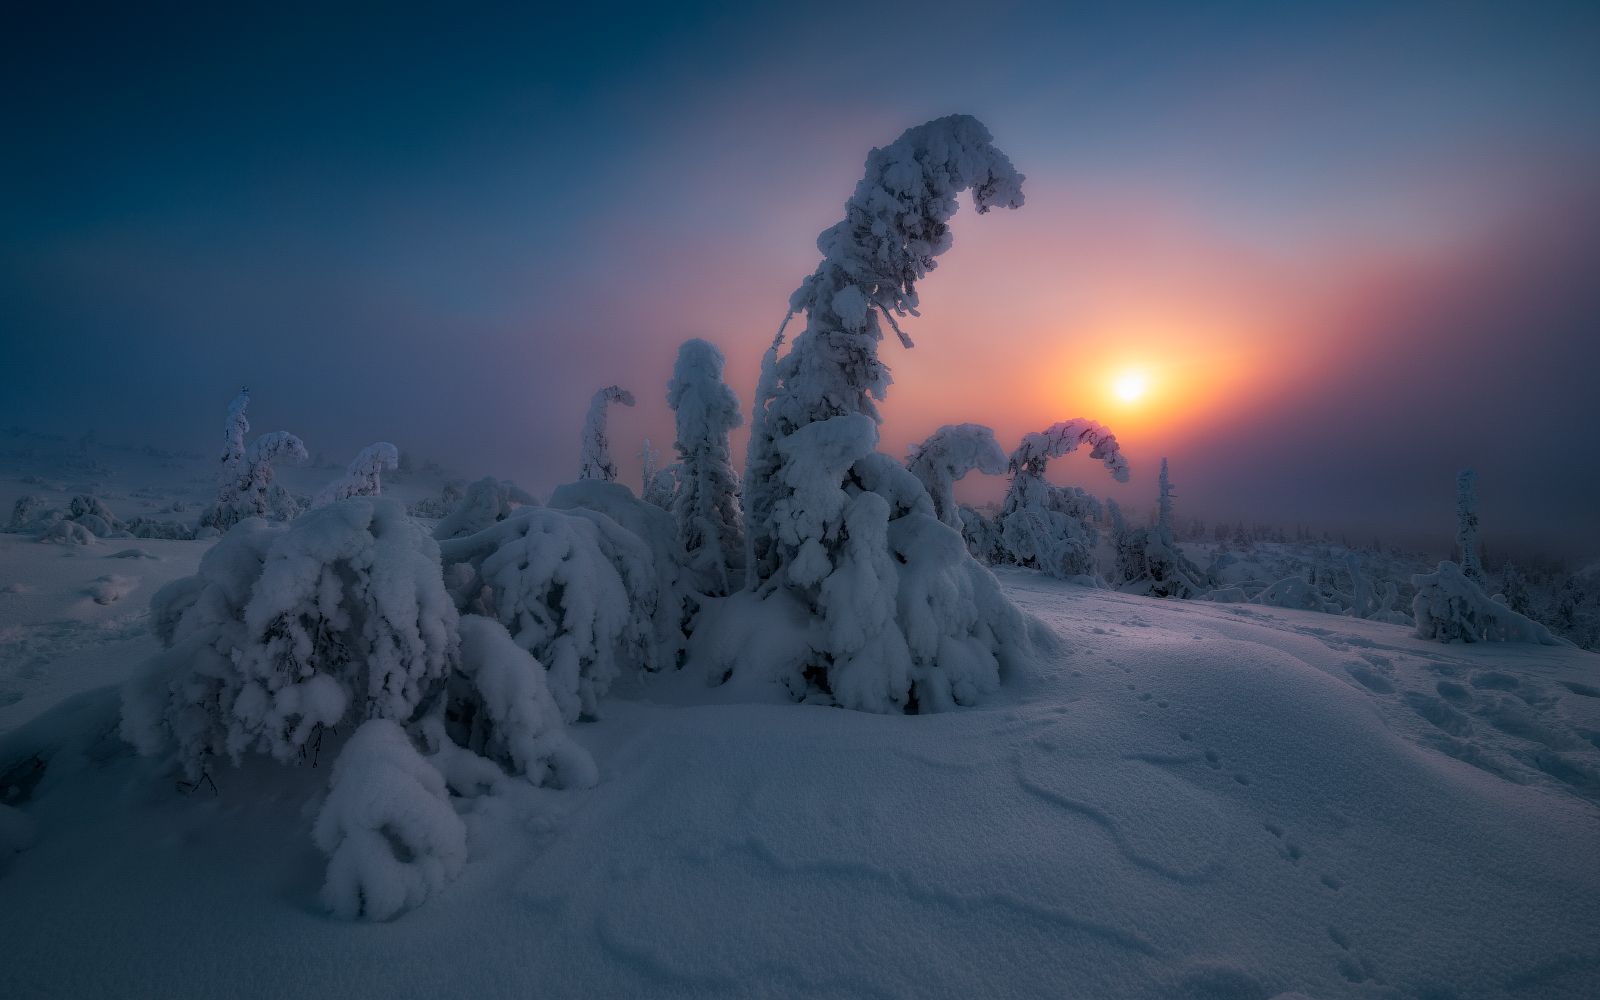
{"left": 1455, "top": 469, "right": 1483, "bottom": 581}
{"left": 905, "top": 424, "right": 1007, "bottom": 530}
{"left": 740, "top": 115, "right": 1036, "bottom": 713}
{"left": 315, "top": 442, "right": 399, "bottom": 507}
{"left": 998, "top": 419, "right": 1129, "bottom": 580}
{"left": 667, "top": 338, "right": 744, "bottom": 595}
{"left": 123, "top": 498, "right": 457, "bottom": 781}
{"left": 312, "top": 718, "right": 467, "bottom": 922}
{"left": 578, "top": 385, "right": 635, "bottom": 483}
{"left": 1108, "top": 460, "right": 1207, "bottom": 598}
{"left": 438, "top": 498, "right": 664, "bottom": 722}
{"left": 638, "top": 439, "right": 677, "bottom": 512}
{"left": 958, "top": 504, "right": 1007, "bottom": 563}
{"left": 444, "top": 615, "right": 598, "bottom": 789}
{"left": 1412, "top": 560, "right": 1557, "bottom": 644}
{"left": 200, "top": 389, "right": 308, "bottom": 531}
{"left": 548, "top": 479, "right": 689, "bottom": 672}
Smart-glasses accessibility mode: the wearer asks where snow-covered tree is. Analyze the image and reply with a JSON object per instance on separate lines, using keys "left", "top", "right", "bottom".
{"left": 906, "top": 424, "right": 1007, "bottom": 530}
{"left": 667, "top": 338, "right": 744, "bottom": 595}
{"left": 1497, "top": 560, "right": 1534, "bottom": 617}
{"left": 1413, "top": 560, "right": 1556, "bottom": 644}
{"left": 1455, "top": 469, "right": 1483, "bottom": 580}
{"left": 315, "top": 442, "right": 399, "bottom": 507}
{"left": 432, "top": 477, "right": 538, "bottom": 541}
{"left": 200, "top": 389, "right": 308, "bottom": 531}
{"left": 638, "top": 439, "right": 677, "bottom": 511}
{"left": 998, "top": 418, "right": 1129, "bottom": 579}
{"left": 313, "top": 444, "right": 398, "bottom": 505}
{"left": 578, "top": 385, "right": 634, "bottom": 482}
{"left": 739, "top": 114, "right": 1035, "bottom": 713}
{"left": 1105, "top": 460, "right": 1205, "bottom": 598}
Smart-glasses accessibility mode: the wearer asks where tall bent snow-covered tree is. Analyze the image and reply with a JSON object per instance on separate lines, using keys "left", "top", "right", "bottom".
{"left": 1455, "top": 468, "right": 1483, "bottom": 581}
{"left": 667, "top": 338, "right": 744, "bottom": 595}
{"left": 741, "top": 114, "right": 1036, "bottom": 714}
{"left": 906, "top": 423, "right": 1008, "bottom": 529}
{"left": 998, "top": 418, "right": 1129, "bottom": 579}
{"left": 578, "top": 385, "right": 635, "bottom": 483}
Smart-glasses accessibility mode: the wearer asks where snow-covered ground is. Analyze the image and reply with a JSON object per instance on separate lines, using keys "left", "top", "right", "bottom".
{"left": 3, "top": 511, "right": 1598, "bottom": 999}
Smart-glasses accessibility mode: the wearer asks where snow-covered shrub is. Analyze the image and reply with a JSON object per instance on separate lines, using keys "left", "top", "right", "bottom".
{"left": 906, "top": 424, "right": 1007, "bottom": 530}
{"left": 1255, "top": 576, "right": 1345, "bottom": 614}
{"left": 408, "top": 479, "right": 467, "bottom": 519}
{"left": 1413, "top": 560, "right": 1557, "bottom": 644}
{"left": 578, "top": 385, "right": 634, "bottom": 482}
{"left": 123, "top": 499, "right": 457, "bottom": 780}
{"left": 6, "top": 495, "right": 59, "bottom": 534}
{"left": 1455, "top": 469, "right": 1483, "bottom": 581}
{"left": 438, "top": 502, "right": 660, "bottom": 721}
{"left": 200, "top": 390, "right": 309, "bottom": 531}
{"left": 548, "top": 479, "right": 688, "bottom": 670}
{"left": 432, "top": 476, "right": 537, "bottom": 541}
{"left": 312, "top": 718, "right": 467, "bottom": 922}
{"left": 1497, "top": 561, "right": 1534, "bottom": 617}
{"left": 68, "top": 494, "right": 123, "bottom": 536}
{"left": 739, "top": 115, "right": 1035, "bottom": 712}
{"left": 445, "top": 615, "right": 597, "bottom": 789}
{"left": 316, "top": 442, "right": 399, "bottom": 506}
{"left": 126, "top": 517, "right": 196, "bottom": 541}
{"left": 998, "top": 419, "right": 1128, "bottom": 579}
{"left": 667, "top": 338, "right": 744, "bottom": 595}
{"left": 38, "top": 520, "right": 95, "bottom": 546}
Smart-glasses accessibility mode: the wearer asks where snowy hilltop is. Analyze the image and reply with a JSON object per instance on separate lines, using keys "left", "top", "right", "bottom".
{"left": 1, "top": 116, "right": 1598, "bottom": 1000}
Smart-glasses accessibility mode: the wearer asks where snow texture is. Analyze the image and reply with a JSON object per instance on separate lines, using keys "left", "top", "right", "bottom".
{"left": 667, "top": 339, "right": 744, "bottom": 595}
{"left": 579, "top": 385, "right": 635, "bottom": 483}
{"left": 906, "top": 423, "right": 1007, "bottom": 529}
{"left": 316, "top": 442, "right": 400, "bottom": 507}
{"left": 312, "top": 718, "right": 467, "bottom": 921}
{"left": 1413, "top": 560, "right": 1558, "bottom": 644}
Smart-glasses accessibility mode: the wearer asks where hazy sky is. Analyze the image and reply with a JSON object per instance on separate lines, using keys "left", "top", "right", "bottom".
{"left": 4, "top": 2, "right": 1597, "bottom": 559}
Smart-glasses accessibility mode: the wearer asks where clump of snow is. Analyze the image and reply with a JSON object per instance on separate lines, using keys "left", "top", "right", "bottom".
{"left": 38, "top": 520, "right": 96, "bottom": 546}
{"left": 578, "top": 385, "right": 634, "bottom": 483}
{"left": 906, "top": 423, "right": 1007, "bottom": 530}
{"left": 312, "top": 718, "right": 466, "bottom": 921}
{"left": 999, "top": 419, "right": 1128, "bottom": 579}
{"left": 432, "top": 476, "right": 537, "bottom": 541}
{"left": 1413, "top": 560, "right": 1557, "bottom": 644}
{"left": 86, "top": 574, "right": 137, "bottom": 606}
{"left": 667, "top": 339, "right": 744, "bottom": 595}
{"left": 315, "top": 442, "right": 399, "bottom": 506}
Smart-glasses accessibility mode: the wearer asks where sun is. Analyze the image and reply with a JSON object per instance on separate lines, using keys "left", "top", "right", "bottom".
{"left": 1114, "top": 370, "right": 1149, "bottom": 403}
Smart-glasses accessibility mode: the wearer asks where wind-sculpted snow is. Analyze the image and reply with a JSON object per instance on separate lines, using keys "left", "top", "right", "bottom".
{"left": 3, "top": 567, "right": 1599, "bottom": 995}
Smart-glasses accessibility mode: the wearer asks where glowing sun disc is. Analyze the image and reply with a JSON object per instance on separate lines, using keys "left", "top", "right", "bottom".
{"left": 1114, "top": 371, "right": 1148, "bottom": 402}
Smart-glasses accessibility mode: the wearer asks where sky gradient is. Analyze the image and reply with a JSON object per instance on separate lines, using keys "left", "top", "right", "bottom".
{"left": 4, "top": 2, "right": 1598, "bottom": 559}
